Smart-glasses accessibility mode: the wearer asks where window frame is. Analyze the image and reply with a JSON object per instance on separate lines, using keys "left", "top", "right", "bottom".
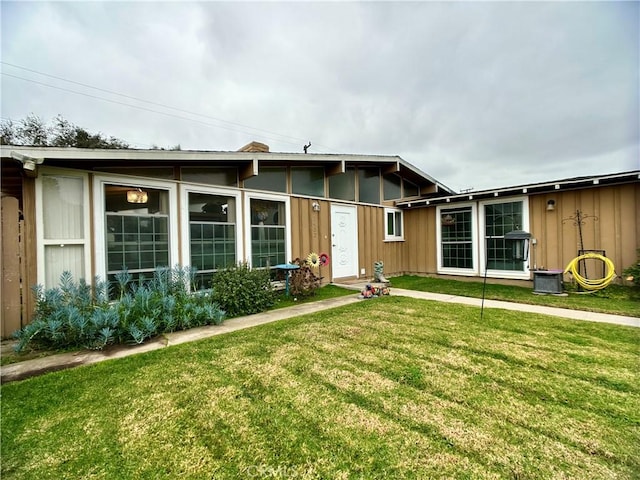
{"left": 93, "top": 174, "right": 179, "bottom": 283}
{"left": 243, "top": 191, "right": 291, "bottom": 269}
{"left": 384, "top": 208, "right": 404, "bottom": 241}
{"left": 179, "top": 184, "right": 243, "bottom": 286}
{"left": 436, "top": 203, "right": 478, "bottom": 276}
{"left": 479, "top": 196, "right": 530, "bottom": 280}
{"left": 35, "top": 168, "right": 91, "bottom": 287}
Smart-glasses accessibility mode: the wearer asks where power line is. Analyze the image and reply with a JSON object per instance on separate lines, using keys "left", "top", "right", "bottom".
{"left": 2, "top": 72, "right": 307, "bottom": 149}
{"left": 1, "top": 62, "right": 339, "bottom": 152}
{"left": 1, "top": 61, "right": 306, "bottom": 144}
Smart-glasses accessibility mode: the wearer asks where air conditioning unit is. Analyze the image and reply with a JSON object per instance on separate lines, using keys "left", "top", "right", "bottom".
{"left": 533, "top": 270, "right": 563, "bottom": 294}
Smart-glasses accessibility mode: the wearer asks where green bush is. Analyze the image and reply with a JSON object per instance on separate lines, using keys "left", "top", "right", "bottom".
{"left": 211, "top": 262, "right": 275, "bottom": 317}
{"left": 13, "top": 266, "right": 225, "bottom": 353}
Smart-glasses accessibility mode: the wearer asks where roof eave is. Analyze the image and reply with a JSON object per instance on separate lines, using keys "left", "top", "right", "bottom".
{"left": 397, "top": 170, "right": 640, "bottom": 208}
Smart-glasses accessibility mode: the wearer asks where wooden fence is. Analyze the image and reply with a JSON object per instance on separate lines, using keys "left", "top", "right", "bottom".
{"left": 1, "top": 195, "right": 25, "bottom": 338}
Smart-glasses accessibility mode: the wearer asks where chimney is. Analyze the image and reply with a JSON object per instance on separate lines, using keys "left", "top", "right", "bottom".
{"left": 238, "top": 141, "right": 269, "bottom": 153}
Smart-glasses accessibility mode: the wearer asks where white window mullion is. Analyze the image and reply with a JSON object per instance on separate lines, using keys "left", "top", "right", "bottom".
{"left": 480, "top": 197, "right": 530, "bottom": 280}
{"left": 36, "top": 170, "right": 90, "bottom": 287}
{"left": 244, "top": 192, "right": 291, "bottom": 268}
{"left": 436, "top": 203, "right": 478, "bottom": 276}
{"left": 93, "top": 175, "right": 178, "bottom": 284}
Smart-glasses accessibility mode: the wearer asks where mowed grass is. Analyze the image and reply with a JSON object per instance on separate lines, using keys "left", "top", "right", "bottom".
{"left": 391, "top": 275, "right": 640, "bottom": 317}
{"left": 2, "top": 297, "right": 639, "bottom": 479}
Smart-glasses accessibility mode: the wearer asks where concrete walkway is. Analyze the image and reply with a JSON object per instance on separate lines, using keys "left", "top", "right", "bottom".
{"left": 2, "top": 286, "right": 637, "bottom": 384}
{"left": 389, "top": 288, "right": 640, "bottom": 328}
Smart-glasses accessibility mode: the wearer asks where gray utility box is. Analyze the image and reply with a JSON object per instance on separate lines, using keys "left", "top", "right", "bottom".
{"left": 533, "top": 270, "right": 563, "bottom": 294}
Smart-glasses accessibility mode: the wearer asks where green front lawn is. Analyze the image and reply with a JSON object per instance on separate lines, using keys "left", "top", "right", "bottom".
{"left": 391, "top": 275, "right": 640, "bottom": 317}
{"left": 272, "top": 284, "right": 355, "bottom": 309}
{"left": 3, "top": 297, "right": 639, "bottom": 479}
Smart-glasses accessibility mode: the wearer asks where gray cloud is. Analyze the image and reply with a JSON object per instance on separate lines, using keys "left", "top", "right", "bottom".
{"left": 2, "top": 1, "right": 637, "bottom": 191}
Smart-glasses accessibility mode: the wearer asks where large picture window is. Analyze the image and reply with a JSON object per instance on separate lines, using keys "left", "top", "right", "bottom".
{"left": 187, "top": 192, "right": 237, "bottom": 289}
{"left": 247, "top": 196, "right": 289, "bottom": 268}
{"left": 436, "top": 198, "right": 529, "bottom": 279}
{"left": 440, "top": 207, "right": 474, "bottom": 269}
{"left": 483, "top": 200, "right": 526, "bottom": 271}
{"left": 103, "top": 183, "right": 172, "bottom": 290}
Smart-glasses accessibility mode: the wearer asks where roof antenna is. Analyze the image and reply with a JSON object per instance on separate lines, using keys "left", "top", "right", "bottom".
{"left": 303, "top": 141, "right": 311, "bottom": 154}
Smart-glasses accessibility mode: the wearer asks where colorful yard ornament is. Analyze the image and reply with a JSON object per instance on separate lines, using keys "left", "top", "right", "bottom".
{"left": 359, "top": 283, "right": 390, "bottom": 299}
{"left": 306, "top": 252, "right": 321, "bottom": 269}
{"left": 319, "top": 253, "right": 330, "bottom": 266}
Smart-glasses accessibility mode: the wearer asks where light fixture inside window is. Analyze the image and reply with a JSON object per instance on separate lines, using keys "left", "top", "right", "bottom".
{"left": 127, "top": 188, "right": 148, "bottom": 204}
{"left": 441, "top": 214, "right": 456, "bottom": 226}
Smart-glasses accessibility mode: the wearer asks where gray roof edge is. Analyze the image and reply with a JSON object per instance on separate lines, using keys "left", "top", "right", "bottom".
{"left": 0, "top": 146, "right": 446, "bottom": 186}
{"left": 397, "top": 170, "right": 640, "bottom": 207}
{"left": 396, "top": 157, "right": 455, "bottom": 194}
{"left": 0, "top": 145, "right": 404, "bottom": 162}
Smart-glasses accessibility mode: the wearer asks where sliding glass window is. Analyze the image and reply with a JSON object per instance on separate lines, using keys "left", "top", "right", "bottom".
{"left": 188, "top": 192, "right": 237, "bottom": 289}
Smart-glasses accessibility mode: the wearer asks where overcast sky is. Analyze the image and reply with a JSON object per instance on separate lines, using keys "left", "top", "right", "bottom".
{"left": 2, "top": 1, "right": 638, "bottom": 192}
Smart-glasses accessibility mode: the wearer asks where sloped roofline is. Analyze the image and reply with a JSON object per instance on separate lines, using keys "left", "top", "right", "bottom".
{"left": 397, "top": 170, "right": 640, "bottom": 208}
{"left": 0, "top": 145, "right": 455, "bottom": 194}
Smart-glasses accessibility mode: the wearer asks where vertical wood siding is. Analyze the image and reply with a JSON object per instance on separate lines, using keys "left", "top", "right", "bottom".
{"left": 401, "top": 207, "right": 437, "bottom": 275}
{"left": 527, "top": 183, "right": 639, "bottom": 277}
{"left": 290, "top": 197, "right": 332, "bottom": 281}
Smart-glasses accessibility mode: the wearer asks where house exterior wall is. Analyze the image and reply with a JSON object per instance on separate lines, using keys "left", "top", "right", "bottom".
{"left": 394, "top": 207, "right": 437, "bottom": 276}
{"left": 399, "top": 182, "right": 639, "bottom": 283}
{"left": 1, "top": 151, "right": 434, "bottom": 332}
{"left": 290, "top": 197, "right": 332, "bottom": 279}
{"left": 529, "top": 183, "right": 640, "bottom": 275}
{"left": 2, "top": 145, "right": 635, "bottom": 334}
{"left": 290, "top": 199, "right": 408, "bottom": 282}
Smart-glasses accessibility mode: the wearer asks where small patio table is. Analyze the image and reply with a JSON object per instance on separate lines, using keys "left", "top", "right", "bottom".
{"left": 274, "top": 263, "right": 300, "bottom": 297}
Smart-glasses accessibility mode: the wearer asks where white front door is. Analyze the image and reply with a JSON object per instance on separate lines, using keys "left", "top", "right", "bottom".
{"left": 331, "top": 204, "right": 358, "bottom": 279}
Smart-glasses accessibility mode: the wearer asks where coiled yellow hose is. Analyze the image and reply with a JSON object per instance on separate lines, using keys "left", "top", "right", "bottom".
{"left": 564, "top": 253, "right": 616, "bottom": 291}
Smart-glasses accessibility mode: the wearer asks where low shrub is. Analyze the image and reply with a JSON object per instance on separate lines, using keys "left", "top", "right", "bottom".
{"left": 211, "top": 262, "right": 274, "bottom": 317}
{"left": 288, "top": 257, "right": 321, "bottom": 297}
{"left": 622, "top": 249, "right": 640, "bottom": 288}
{"left": 13, "top": 266, "right": 225, "bottom": 353}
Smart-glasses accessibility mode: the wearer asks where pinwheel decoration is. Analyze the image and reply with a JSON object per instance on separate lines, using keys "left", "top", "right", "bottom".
{"left": 306, "top": 252, "right": 321, "bottom": 270}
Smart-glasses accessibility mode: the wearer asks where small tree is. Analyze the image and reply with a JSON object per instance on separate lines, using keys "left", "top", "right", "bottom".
{"left": 16, "top": 114, "right": 49, "bottom": 146}
{"left": 1, "top": 114, "right": 129, "bottom": 148}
